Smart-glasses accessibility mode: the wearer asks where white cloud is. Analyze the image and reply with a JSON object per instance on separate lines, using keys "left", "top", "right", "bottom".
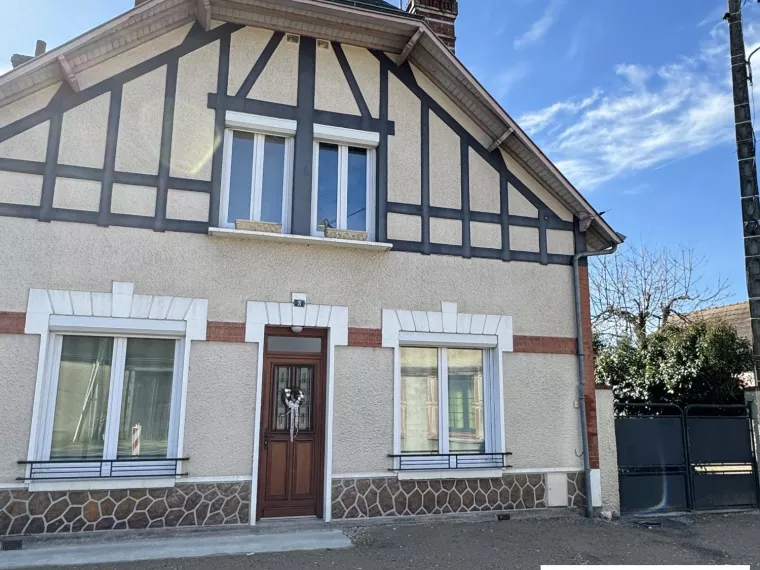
{"left": 515, "top": 19, "right": 756, "bottom": 191}
{"left": 514, "top": 0, "right": 564, "bottom": 49}
{"left": 489, "top": 63, "right": 531, "bottom": 99}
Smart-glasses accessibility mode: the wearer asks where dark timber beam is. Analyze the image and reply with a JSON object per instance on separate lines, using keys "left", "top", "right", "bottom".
{"left": 398, "top": 28, "right": 423, "bottom": 66}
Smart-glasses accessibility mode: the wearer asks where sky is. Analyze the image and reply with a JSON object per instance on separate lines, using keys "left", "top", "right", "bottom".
{"left": 0, "top": 0, "right": 757, "bottom": 303}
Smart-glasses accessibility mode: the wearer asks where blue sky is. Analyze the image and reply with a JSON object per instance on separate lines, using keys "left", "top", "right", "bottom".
{"left": 0, "top": 1, "right": 755, "bottom": 302}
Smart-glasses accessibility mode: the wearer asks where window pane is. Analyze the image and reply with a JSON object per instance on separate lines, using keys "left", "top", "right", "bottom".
{"left": 267, "top": 336, "right": 322, "bottom": 353}
{"left": 117, "top": 339, "right": 175, "bottom": 458}
{"left": 447, "top": 349, "right": 485, "bottom": 453}
{"left": 51, "top": 337, "right": 113, "bottom": 460}
{"left": 227, "top": 131, "right": 254, "bottom": 224}
{"left": 400, "top": 347, "right": 438, "bottom": 453}
{"left": 260, "top": 135, "right": 286, "bottom": 224}
{"left": 316, "top": 143, "right": 339, "bottom": 232}
{"left": 346, "top": 147, "right": 368, "bottom": 231}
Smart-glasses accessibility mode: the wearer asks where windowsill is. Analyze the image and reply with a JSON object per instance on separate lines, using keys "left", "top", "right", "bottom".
{"left": 28, "top": 477, "right": 178, "bottom": 492}
{"left": 396, "top": 468, "right": 504, "bottom": 481}
{"left": 209, "top": 227, "right": 393, "bottom": 251}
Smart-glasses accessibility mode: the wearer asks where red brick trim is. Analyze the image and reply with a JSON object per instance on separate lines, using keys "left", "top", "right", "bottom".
{"left": 206, "top": 321, "right": 246, "bottom": 343}
{"left": 0, "top": 312, "right": 25, "bottom": 334}
{"left": 513, "top": 335, "right": 576, "bottom": 355}
{"left": 348, "top": 327, "right": 382, "bottom": 348}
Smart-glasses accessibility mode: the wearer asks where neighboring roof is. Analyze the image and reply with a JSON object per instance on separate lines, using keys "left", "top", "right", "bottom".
{"left": 0, "top": 0, "right": 622, "bottom": 251}
{"left": 690, "top": 302, "right": 751, "bottom": 342}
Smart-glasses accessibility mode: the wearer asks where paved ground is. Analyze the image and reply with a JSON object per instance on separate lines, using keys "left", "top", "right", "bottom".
{"left": 36, "top": 511, "right": 760, "bottom": 569}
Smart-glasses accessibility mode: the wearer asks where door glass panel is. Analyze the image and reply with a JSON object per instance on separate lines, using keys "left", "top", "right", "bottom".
{"left": 272, "top": 365, "right": 314, "bottom": 432}
{"left": 316, "top": 143, "right": 339, "bottom": 232}
{"left": 400, "top": 347, "right": 438, "bottom": 453}
{"left": 227, "top": 131, "right": 254, "bottom": 224}
{"left": 267, "top": 336, "right": 322, "bottom": 353}
{"left": 447, "top": 349, "right": 485, "bottom": 453}
{"left": 117, "top": 339, "right": 176, "bottom": 458}
{"left": 260, "top": 135, "right": 286, "bottom": 224}
{"left": 50, "top": 336, "right": 113, "bottom": 460}
{"left": 346, "top": 147, "right": 367, "bottom": 231}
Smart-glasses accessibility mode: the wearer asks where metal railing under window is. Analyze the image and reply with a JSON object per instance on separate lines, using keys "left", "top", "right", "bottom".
{"left": 17, "top": 457, "right": 189, "bottom": 481}
{"left": 388, "top": 452, "right": 512, "bottom": 471}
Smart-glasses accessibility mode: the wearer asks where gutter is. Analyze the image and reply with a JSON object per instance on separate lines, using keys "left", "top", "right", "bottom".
{"left": 572, "top": 237, "right": 622, "bottom": 518}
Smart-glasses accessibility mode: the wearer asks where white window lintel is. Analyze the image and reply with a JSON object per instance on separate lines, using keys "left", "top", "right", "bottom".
{"left": 225, "top": 111, "right": 297, "bottom": 137}
{"left": 313, "top": 123, "right": 380, "bottom": 148}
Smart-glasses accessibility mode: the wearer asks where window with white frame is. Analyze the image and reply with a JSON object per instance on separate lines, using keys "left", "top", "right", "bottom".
{"left": 311, "top": 126, "right": 377, "bottom": 239}
{"left": 43, "top": 334, "right": 182, "bottom": 462}
{"left": 400, "top": 347, "right": 496, "bottom": 459}
{"left": 220, "top": 112, "right": 295, "bottom": 231}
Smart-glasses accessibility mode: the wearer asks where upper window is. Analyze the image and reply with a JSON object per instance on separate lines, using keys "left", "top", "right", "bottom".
{"left": 221, "top": 129, "right": 294, "bottom": 231}
{"left": 46, "top": 334, "right": 181, "bottom": 462}
{"left": 311, "top": 139, "right": 376, "bottom": 239}
{"left": 400, "top": 347, "right": 490, "bottom": 456}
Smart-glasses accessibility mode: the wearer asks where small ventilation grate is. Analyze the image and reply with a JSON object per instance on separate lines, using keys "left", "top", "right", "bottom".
{"left": 1, "top": 540, "right": 23, "bottom": 551}
{"left": 286, "top": 34, "right": 300, "bottom": 44}
{"left": 317, "top": 39, "right": 330, "bottom": 49}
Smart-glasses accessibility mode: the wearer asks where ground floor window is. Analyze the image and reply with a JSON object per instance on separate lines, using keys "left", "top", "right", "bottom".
{"left": 400, "top": 347, "right": 490, "bottom": 456}
{"left": 46, "top": 335, "right": 181, "bottom": 461}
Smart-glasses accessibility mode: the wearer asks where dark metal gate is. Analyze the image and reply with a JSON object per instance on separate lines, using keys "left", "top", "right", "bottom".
{"left": 616, "top": 403, "right": 760, "bottom": 513}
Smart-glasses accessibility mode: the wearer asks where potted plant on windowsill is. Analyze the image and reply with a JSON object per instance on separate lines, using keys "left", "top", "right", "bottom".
{"left": 322, "top": 218, "right": 368, "bottom": 241}
{"left": 235, "top": 219, "right": 282, "bottom": 233}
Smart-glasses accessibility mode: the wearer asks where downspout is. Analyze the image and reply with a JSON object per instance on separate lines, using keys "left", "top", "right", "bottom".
{"left": 573, "top": 241, "right": 619, "bottom": 518}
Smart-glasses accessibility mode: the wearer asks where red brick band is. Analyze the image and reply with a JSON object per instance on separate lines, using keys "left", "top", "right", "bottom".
{"left": 205, "top": 321, "right": 246, "bottom": 343}
{"left": 348, "top": 327, "right": 383, "bottom": 347}
{"left": 512, "top": 335, "right": 576, "bottom": 355}
{"left": 0, "top": 312, "right": 25, "bottom": 334}
{"left": 579, "top": 265, "right": 600, "bottom": 469}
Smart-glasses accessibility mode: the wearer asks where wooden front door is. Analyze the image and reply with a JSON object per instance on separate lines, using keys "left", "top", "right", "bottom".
{"left": 257, "top": 328, "right": 326, "bottom": 519}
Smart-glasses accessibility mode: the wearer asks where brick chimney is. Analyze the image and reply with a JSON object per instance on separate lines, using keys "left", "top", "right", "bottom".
{"left": 10, "top": 40, "right": 46, "bottom": 69}
{"left": 405, "top": 0, "right": 458, "bottom": 52}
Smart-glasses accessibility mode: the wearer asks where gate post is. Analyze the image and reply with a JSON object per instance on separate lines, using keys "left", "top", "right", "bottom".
{"left": 595, "top": 386, "right": 620, "bottom": 514}
{"left": 745, "top": 389, "right": 760, "bottom": 454}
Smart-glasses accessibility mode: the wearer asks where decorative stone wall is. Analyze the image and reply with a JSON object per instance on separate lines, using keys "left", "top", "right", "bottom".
{"left": 567, "top": 472, "right": 586, "bottom": 507}
{"left": 331, "top": 474, "right": 546, "bottom": 519}
{"left": 0, "top": 482, "right": 250, "bottom": 536}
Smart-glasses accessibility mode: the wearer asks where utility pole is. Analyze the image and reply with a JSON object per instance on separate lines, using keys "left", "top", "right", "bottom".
{"left": 727, "top": 0, "right": 760, "bottom": 383}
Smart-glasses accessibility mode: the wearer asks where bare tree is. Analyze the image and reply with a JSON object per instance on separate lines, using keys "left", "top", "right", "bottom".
{"left": 590, "top": 243, "right": 731, "bottom": 343}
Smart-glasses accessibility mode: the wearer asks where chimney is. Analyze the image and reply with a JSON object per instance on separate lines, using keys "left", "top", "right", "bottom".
{"left": 405, "top": 0, "right": 458, "bottom": 53}
{"left": 10, "top": 39, "right": 46, "bottom": 69}
{"left": 135, "top": 0, "right": 151, "bottom": 5}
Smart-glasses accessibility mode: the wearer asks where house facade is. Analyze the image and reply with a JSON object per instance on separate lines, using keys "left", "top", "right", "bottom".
{"left": 0, "top": 0, "right": 622, "bottom": 535}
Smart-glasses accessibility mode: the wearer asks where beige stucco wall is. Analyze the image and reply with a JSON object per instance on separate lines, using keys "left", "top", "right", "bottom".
{"left": 388, "top": 74, "right": 421, "bottom": 204}
{"left": 430, "top": 217, "right": 461, "bottom": 246}
{"left": 548, "top": 229, "right": 575, "bottom": 255}
{"left": 52, "top": 178, "right": 101, "bottom": 211}
{"left": 227, "top": 27, "right": 273, "bottom": 96}
{"left": 58, "top": 93, "right": 110, "bottom": 169}
{"left": 469, "top": 148, "right": 500, "bottom": 213}
{"left": 0, "top": 83, "right": 60, "bottom": 129}
{"left": 501, "top": 150, "right": 573, "bottom": 222}
{"left": 510, "top": 226, "right": 540, "bottom": 252}
{"left": 332, "top": 346, "right": 393, "bottom": 474}
{"left": 0, "top": 335, "right": 39, "bottom": 484}
{"left": 0, "top": 217, "right": 577, "bottom": 338}
{"left": 343, "top": 45, "right": 380, "bottom": 118}
{"left": 509, "top": 186, "right": 538, "bottom": 218}
{"left": 596, "top": 388, "right": 620, "bottom": 513}
{"left": 184, "top": 341, "right": 258, "bottom": 477}
{"left": 167, "top": 189, "right": 210, "bottom": 222}
{"left": 0, "top": 121, "right": 49, "bottom": 162}
{"left": 471, "top": 221, "right": 501, "bottom": 249}
{"left": 0, "top": 172, "right": 42, "bottom": 205}
{"left": 249, "top": 37, "right": 298, "bottom": 106}
{"left": 111, "top": 184, "right": 157, "bottom": 217}
{"left": 387, "top": 212, "right": 421, "bottom": 242}
{"left": 429, "top": 112, "right": 461, "bottom": 209}
{"left": 116, "top": 66, "right": 166, "bottom": 175}
{"left": 170, "top": 41, "right": 218, "bottom": 181}
{"left": 315, "top": 44, "right": 360, "bottom": 116}
{"left": 503, "top": 352, "right": 582, "bottom": 470}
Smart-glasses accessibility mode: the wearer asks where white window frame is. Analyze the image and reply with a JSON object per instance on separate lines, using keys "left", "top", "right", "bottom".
{"left": 311, "top": 125, "right": 377, "bottom": 240}
{"left": 220, "top": 112, "right": 296, "bottom": 231}
{"left": 24, "top": 283, "right": 208, "bottom": 488}
{"left": 383, "top": 304, "right": 513, "bottom": 476}
{"left": 37, "top": 333, "right": 184, "bottom": 474}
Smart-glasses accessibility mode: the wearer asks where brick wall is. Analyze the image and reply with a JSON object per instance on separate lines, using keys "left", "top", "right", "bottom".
{"left": 512, "top": 335, "right": 576, "bottom": 355}
{"left": 205, "top": 321, "right": 246, "bottom": 343}
{"left": 348, "top": 327, "right": 383, "bottom": 347}
{"left": 0, "top": 312, "right": 25, "bottom": 334}
{"left": 579, "top": 265, "right": 600, "bottom": 469}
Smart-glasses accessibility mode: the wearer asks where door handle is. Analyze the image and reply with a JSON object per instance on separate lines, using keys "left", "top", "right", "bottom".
{"left": 263, "top": 428, "right": 268, "bottom": 450}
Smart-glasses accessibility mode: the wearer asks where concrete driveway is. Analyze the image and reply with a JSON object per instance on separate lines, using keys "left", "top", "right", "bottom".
{"left": 33, "top": 510, "right": 760, "bottom": 569}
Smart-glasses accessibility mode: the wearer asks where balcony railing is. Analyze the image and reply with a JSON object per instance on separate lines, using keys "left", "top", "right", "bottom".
{"left": 17, "top": 457, "right": 189, "bottom": 481}
{"left": 388, "top": 452, "right": 512, "bottom": 471}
